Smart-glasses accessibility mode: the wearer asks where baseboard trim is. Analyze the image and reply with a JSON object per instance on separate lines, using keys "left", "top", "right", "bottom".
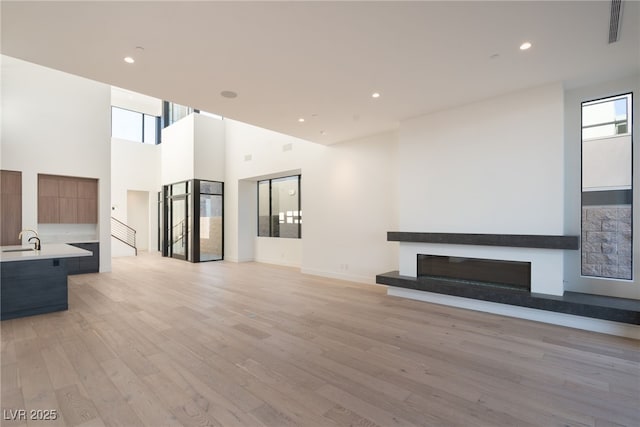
{"left": 225, "top": 256, "right": 255, "bottom": 263}
{"left": 255, "top": 258, "right": 301, "bottom": 268}
{"left": 388, "top": 287, "right": 640, "bottom": 339}
{"left": 301, "top": 268, "right": 376, "bottom": 285}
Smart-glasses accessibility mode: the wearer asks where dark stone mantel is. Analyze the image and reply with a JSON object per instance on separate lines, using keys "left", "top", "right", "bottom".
{"left": 387, "top": 232, "right": 579, "bottom": 250}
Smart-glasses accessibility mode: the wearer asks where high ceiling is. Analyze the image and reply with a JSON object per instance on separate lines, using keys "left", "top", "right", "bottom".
{"left": 2, "top": 1, "right": 639, "bottom": 144}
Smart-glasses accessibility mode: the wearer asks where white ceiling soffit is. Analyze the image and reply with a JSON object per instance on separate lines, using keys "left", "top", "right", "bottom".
{"left": 2, "top": 1, "right": 639, "bottom": 145}
{"left": 111, "top": 86, "right": 163, "bottom": 117}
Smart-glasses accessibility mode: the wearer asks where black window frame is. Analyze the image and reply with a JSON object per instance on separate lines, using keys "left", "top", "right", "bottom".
{"left": 162, "top": 101, "right": 195, "bottom": 129}
{"left": 257, "top": 175, "right": 301, "bottom": 239}
{"left": 580, "top": 92, "right": 634, "bottom": 281}
{"left": 111, "top": 105, "right": 161, "bottom": 145}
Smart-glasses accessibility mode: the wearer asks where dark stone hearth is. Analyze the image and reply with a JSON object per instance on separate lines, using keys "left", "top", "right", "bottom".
{"left": 376, "top": 271, "right": 640, "bottom": 325}
{"left": 387, "top": 232, "right": 579, "bottom": 250}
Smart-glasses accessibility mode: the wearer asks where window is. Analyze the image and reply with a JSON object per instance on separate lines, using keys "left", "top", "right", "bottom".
{"left": 161, "top": 102, "right": 223, "bottom": 129}
{"left": 582, "top": 97, "right": 629, "bottom": 140}
{"left": 111, "top": 106, "right": 160, "bottom": 144}
{"left": 258, "top": 175, "right": 301, "bottom": 238}
{"left": 163, "top": 101, "right": 194, "bottom": 127}
{"left": 581, "top": 93, "right": 633, "bottom": 280}
{"left": 143, "top": 114, "right": 158, "bottom": 144}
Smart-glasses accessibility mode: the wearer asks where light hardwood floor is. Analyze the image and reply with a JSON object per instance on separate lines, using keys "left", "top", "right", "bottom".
{"left": 1, "top": 253, "right": 639, "bottom": 427}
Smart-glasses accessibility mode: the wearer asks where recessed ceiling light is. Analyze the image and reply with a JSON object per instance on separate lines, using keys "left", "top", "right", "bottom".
{"left": 519, "top": 42, "right": 532, "bottom": 50}
{"left": 372, "top": 92, "right": 381, "bottom": 98}
{"left": 124, "top": 56, "right": 135, "bottom": 64}
{"left": 220, "top": 90, "right": 238, "bottom": 99}
{"left": 298, "top": 118, "right": 305, "bottom": 123}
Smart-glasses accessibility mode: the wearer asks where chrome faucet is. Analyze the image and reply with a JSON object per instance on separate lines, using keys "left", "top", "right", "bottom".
{"left": 28, "top": 236, "right": 41, "bottom": 251}
{"left": 18, "top": 229, "right": 38, "bottom": 241}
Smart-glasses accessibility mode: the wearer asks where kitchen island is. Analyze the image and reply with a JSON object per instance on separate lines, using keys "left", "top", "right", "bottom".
{"left": 1, "top": 243, "right": 92, "bottom": 320}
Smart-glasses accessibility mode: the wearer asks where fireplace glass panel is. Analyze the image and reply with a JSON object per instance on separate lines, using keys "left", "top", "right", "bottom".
{"left": 418, "top": 255, "right": 531, "bottom": 291}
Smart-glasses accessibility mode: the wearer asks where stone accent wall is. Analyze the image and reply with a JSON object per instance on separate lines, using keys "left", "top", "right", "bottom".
{"left": 200, "top": 216, "right": 222, "bottom": 257}
{"left": 582, "top": 205, "right": 632, "bottom": 279}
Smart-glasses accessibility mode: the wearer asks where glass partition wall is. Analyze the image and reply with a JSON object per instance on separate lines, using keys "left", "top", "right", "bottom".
{"left": 161, "top": 179, "right": 223, "bottom": 262}
{"left": 198, "top": 181, "right": 223, "bottom": 261}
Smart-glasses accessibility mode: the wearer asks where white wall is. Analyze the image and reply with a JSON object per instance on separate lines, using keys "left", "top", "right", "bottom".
{"left": 396, "top": 83, "right": 566, "bottom": 295}
{"left": 301, "top": 131, "right": 399, "bottom": 282}
{"left": 111, "top": 237, "right": 136, "bottom": 257}
{"left": 161, "top": 114, "right": 195, "bottom": 185}
{"left": 224, "top": 119, "right": 398, "bottom": 283}
{"left": 1, "top": 55, "right": 112, "bottom": 271}
{"left": 236, "top": 179, "right": 257, "bottom": 262}
{"left": 127, "top": 190, "right": 150, "bottom": 251}
{"left": 110, "top": 86, "right": 162, "bottom": 117}
{"left": 398, "top": 83, "right": 564, "bottom": 234}
{"left": 160, "top": 113, "right": 225, "bottom": 186}
{"left": 255, "top": 237, "right": 302, "bottom": 267}
{"left": 193, "top": 113, "right": 225, "bottom": 182}
{"left": 564, "top": 73, "right": 640, "bottom": 300}
{"left": 224, "top": 119, "right": 320, "bottom": 267}
{"left": 111, "top": 138, "right": 161, "bottom": 254}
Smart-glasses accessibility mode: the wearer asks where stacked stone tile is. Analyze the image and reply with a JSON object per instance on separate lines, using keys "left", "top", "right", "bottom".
{"left": 581, "top": 205, "right": 632, "bottom": 279}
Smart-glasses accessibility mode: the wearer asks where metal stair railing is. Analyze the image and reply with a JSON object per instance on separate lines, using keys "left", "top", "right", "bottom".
{"left": 111, "top": 217, "right": 137, "bottom": 255}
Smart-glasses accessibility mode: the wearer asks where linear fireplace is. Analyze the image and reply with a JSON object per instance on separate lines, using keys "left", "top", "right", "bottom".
{"left": 417, "top": 254, "right": 531, "bottom": 292}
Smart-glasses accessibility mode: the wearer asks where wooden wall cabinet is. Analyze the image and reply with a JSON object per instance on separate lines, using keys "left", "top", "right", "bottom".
{"left": 38, "top": 175, "right": 98, "bottom": 224}
{"left": 38, "top": 197, "right": 59, "bottom": 223}
{"left": 1, "top": 170, "right": 22, "bottom": 246}
{"left": 59, "top": 197, "right": 78, "bottom": 223}
{"left": 77, "top": 199, "right": 98, "bottom": 223}
{"left": 39, "top": 176, "right": 59, "bottom": 197}
{"left": 77, "top": 179, "right": 98, "bottom": 223}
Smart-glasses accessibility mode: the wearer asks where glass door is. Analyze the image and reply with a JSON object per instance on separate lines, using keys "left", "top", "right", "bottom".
{"left": 171, "top": 195, "right": 187, "bottom": 260}
{"left": 162, "top": 179, "right": 222, "bottom": 263}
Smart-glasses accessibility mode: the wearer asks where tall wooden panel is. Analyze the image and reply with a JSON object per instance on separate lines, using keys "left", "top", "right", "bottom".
{"left": 1, "top": 170, "right": 22, "bottom": 246}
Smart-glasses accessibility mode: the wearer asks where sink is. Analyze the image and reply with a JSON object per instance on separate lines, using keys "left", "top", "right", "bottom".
{"left": 2, "top": 248, "right": 35, "bottom": 253}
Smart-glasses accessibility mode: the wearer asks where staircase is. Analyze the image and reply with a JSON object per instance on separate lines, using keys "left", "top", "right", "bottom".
{"left": 111, "top": 217, "right": 137, "bottom": 255}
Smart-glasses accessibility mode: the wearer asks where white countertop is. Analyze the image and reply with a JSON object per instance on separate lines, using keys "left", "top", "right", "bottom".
{"left": 39, "top": 235, "right": 99, "bottom": 244}
{"left": 0, "top": 243, "right": 92, "bottom": 263}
